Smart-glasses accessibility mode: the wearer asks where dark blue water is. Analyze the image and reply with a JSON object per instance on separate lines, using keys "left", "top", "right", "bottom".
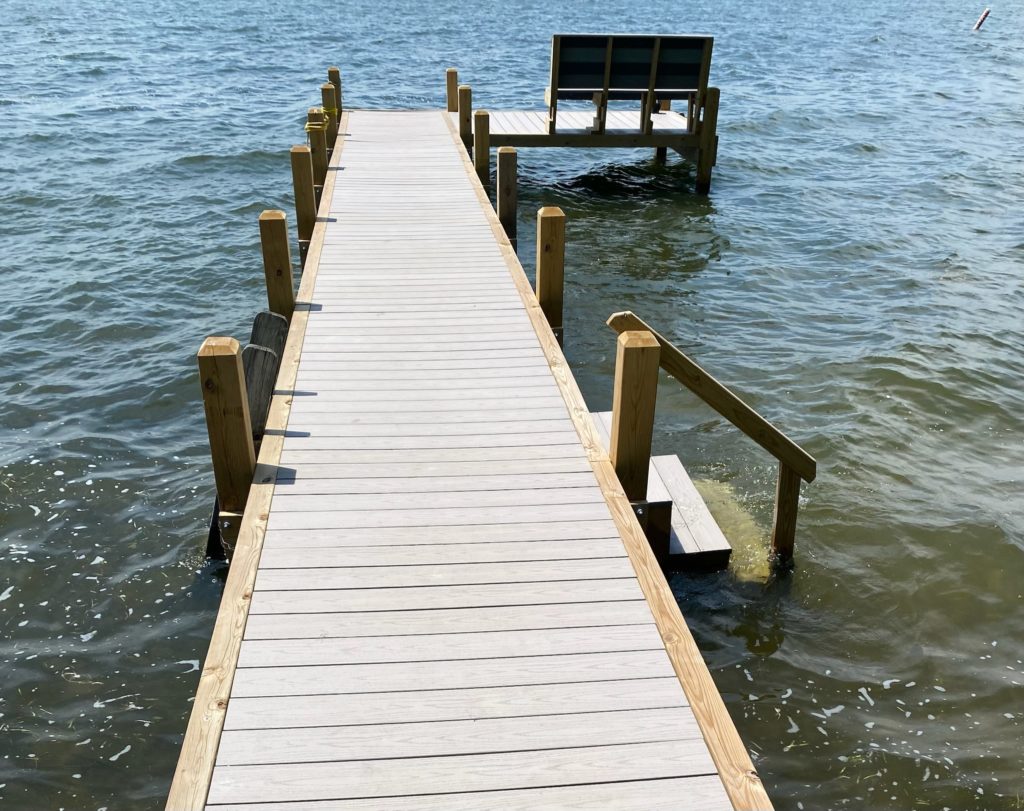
{"left": 1, "top": 0, "right": 1022, "bottom": 808}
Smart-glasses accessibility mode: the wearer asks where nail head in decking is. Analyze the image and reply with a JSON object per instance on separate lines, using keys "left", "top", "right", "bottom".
{"left": 473, "top": 109, "right": 490, "bottom": 183}
{"left": 610, "top": 330, "right": 661, "bottom": 502}
{"left": 497, "top": 147, "right": 517, "bottom": 244}
{"left": 197, "top": 336, "right": 256, "bottom": 515}
{"left": 258, "top": 210, "right": 295, "bottom": 320}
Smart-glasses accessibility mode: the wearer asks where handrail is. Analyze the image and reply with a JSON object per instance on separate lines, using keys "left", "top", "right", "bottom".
{"left": 607, "top": 311, "right": 816, "bottom": 482}
{"left": 607, "top": 311, "right": 816, "bottom": 567}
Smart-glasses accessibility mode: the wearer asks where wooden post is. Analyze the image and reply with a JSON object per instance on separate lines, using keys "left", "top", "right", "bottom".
{"left": 446, "top": 68, "right": 459, "bottom": 112}
{"left": 321, "top": 83, "right": 339, "bottom": 149}
{"left": 770, "top": 463, "right": 802, "bottom": 569}
{"left": 695, "top": 87, "right": 720, "bottom": 195}
{"left": 655, "top": 100, "right": 670, "bottom": 163}
{"left": 497, "top": 147, "right": 517, "bottom": 247}
{"left": 535, "top": 206, "right": 565, "bottom": 344}
{"left": 306, "top": 107, "right": 328, "bottom": 198}
{"left": 258, "top": 210, "right": 295, "bottom": 320}
{"left": 610, "top": 330, "right": 660, "bottom": 502}
{"left": 197, "top": 337, "right": 256, "bottom": 516}
{"left": 473, "top": 109, "right": 490, "bottom": 184}
{"left": 458, "top": 85, "right": 472, "bottom": 150}
{"left": 290, "top": 145, "right": 316, "bottom": 266}
{"left": 327, "top": 66, "right": 343, "bottom": 113}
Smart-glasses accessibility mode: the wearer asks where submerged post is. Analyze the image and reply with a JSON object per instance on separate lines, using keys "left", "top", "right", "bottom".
{"left": 198, "top": 337, "right": 256, "bottom": 519}
{"left": 770, "top": 463, "right": 802, "bottom": 569}
{"left": 535, "top": 206, "right": 565, "bottom": 344}
{"left": 458, "top": 85, "right": 472, "bottom": 150}
{"left": 327, "top": 66, "right": 343, "bottom": 114}
{"left": 446, "top": 68, "right": 459, "bottom": 112}
{"left": 306, "top": 107, "right": 328, "bottom": 198}
{"left": 321, "top": 83, "right": 339, "bottom": 149}
{"left": 258, "top": 210, "right": 295, "bottom": 320}
{"left": 497, "top": 147, "right": 518, "bottom": 247}
{"left": 290, "top": 145, "right": 316, "bottom": 265}
{"left": 655, "top": 100, "right": 670, "bottom": 163}
{"left": 610, "top": 330, "right": 660, "bottom": 502}
{"left": 473, "top": 109, "right": 490, "bottom": 184}
{"left": 695, "top": 87, "right": 720, "bottom": 195}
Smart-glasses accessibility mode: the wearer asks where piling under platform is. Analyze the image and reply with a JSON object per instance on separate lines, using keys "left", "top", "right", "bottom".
{"left": 167, "top": 109, "right": 772, "bottom": 810}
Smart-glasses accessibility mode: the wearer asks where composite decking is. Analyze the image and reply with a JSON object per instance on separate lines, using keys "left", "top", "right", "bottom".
{"left": 168, "top": 110, "right": 770, "bottom": 810}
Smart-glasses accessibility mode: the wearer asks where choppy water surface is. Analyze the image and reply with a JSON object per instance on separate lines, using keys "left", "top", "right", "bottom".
{"left": 1, "top": 0, "right": 1021, "bottom": 808}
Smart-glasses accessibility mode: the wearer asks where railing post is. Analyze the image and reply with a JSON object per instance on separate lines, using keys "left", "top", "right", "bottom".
{"left": 610, "top": 330, "right": 660, "bottom": 502}
{"left": 473, "top": 109, "right": 490, "bottom": 184}
{"left": 327, "top": 66, "right": 343, "bottom": 115}
{"left": 306, "top": 107, "right": 328, "bottom": 199}
{"left": 290, "top": 145, "right": 316, "bottom": 266}
{"left": 535, "top": 206, "right": 565, "bottom": 345}
{"left": 695, "top": 87, "right": 720, "bottom": 195}
{"left": 321, "top": 82, "right": 339, "bottom": 150}
{"left": 258, "top": 210, "right": 296, "bottom": 320}
{"left": 446, "top": 68, "right": 459, "bottom": 112}
{"left": 497, "top": 147, "right": 518, "bottom": 248}
{"left": 198, "top": 336, "right": 256, "bottom": 519}
{"left": 770, "top": 463, "right": 802, "bottom": 569}
{"left": 458, "top": 85, "right": 472, "bottom": 150}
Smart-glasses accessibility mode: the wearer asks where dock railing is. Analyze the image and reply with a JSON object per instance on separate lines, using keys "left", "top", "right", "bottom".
{"left": 606, "top": 311, "right": 817, "bottom": 568}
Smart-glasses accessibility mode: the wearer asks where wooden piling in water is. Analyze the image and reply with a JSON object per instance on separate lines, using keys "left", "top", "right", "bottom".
{"left": 610, "top": 330, "right": 660, "bottom": 502}
{"left": 655, "top": 100, "right": 671, "bottom": 163}
{"left": 497, "top": 146, "right": 517, "bottom": 246}
{"left": 446, "top": 68, "right": 459, "bottom": 112}
{"left": 770, "top": 463, "right": 802, "bottom": 568}
{"left": 290, "top": 145, "right": 316, "bottom": 265}
{"left": 258, "top": 210, "right": 295, "bottom": 320}
{"left": 535, "top": 206, "right": 565, "bottom": 345}
{"left": 458, "top": 85, "right": 472, "bottom": 149}
{"left": 197, "top": 337, "right": 256, "bottom": 536}
{"left": 327, "top": 67, "right": 343, "bottom": 114}
{"left": 321, "top": 83, "right": 339, "bottom": 148}
{"left": 473, "top": 110, "right": 490, "bottom": 184}
{"left": 306, "top": 107, "right": 328, "bottom": 199}
{"left": 695, "top": 87, "right": 720, "bottom": 195}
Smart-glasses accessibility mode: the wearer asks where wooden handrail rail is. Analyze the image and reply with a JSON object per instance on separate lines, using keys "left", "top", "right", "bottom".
{"left": 607, "top": 311, "right": 816, "bottom": 483}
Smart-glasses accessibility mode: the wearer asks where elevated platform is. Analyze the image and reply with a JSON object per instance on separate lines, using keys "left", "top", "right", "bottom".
{"left": 168, "top": 109, "right": 769, "bottom": 810}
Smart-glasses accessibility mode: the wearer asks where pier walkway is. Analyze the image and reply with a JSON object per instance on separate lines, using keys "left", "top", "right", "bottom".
{"left": 168, "top": 109, "right": 770, "bottom": 810}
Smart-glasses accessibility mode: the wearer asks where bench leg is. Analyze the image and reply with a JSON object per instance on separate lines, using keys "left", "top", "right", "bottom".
{"left": 695, "top": 87, "right": 720, "bottom": 195}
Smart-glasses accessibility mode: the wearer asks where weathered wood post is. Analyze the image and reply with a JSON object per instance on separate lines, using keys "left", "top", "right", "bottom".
{"left": 258, "top": 210, "right": 296, "bottom": 320}
{"left": 446, "top": 68, "right": 459, "bottom": 112}
{"left": 655, "top": 100, "right": 671, "bottom": 163}
{"left": 535, "top": 207, "right": 565, "bottom": 345}
{"left": 198, "top": 337, "right": 256, "bottom": 547}
{"left": 610, "top": 330, "right": 660, "bottom": 502}
{"left": 306, "top": 107, "right": 328, "bottom": 200}
{"left": 290, "top": 145, "right": 316, "bottom": 266}
{"left": 321, "top": 83, "right": 339, "bottom": 149}
{"left": 327, "top": 66, "right": 343, "bottom": 114}
{"left": 473, "top": 110, "right": 490, "bottom": 184}
{"left": 695, "top": 87, "right": 720, "bottom": 195}
{"left": 770, "top": 463, "right": 803, "bottom": 569}
{"left": 497, "top": 147, "right": 518, "bottom": 248}
{"left": 458, "top": 85, "right": 472, "bottom": 150}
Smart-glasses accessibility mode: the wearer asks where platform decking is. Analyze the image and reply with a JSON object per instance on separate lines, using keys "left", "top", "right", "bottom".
{"left": 168, "top": 109, "right": 770, "bottom": 810}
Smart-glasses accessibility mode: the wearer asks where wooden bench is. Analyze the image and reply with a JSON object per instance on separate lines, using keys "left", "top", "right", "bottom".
{"left": 546, "top": 34, "right": 714, "bottom": 136}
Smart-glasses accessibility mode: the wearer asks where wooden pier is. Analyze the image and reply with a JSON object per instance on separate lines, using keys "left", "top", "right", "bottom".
{"left": 168, "top": 95, "right": 785, "bottom": 809}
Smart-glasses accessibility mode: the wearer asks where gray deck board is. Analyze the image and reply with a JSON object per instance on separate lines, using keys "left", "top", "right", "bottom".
{"left": 203, "top": 109, "right": 731, "bottom": 809}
